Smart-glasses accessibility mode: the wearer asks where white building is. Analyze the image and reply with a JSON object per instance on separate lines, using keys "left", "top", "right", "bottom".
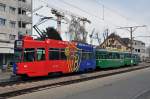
{"left": 0, "top": 0, "right": 32, "bottom": 68}
{"left": 133, "top": 40, "right": 147, "bottom": 61}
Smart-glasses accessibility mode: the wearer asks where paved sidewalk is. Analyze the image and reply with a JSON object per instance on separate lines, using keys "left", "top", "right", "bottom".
{"left": 0, "top": 70, "right": 12, "bottom": 81}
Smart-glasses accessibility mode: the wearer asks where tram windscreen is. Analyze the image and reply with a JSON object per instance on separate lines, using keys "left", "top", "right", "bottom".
{"left": 14, "top": 49, "right": 23, "bottom": 62}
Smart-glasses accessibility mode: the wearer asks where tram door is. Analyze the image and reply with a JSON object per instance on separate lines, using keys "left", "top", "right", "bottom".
{"left": 34, "top": 48, "right": 46, "bottom": 75}
{"left": 23, "top": 48, "right": 46, "bottom": 76}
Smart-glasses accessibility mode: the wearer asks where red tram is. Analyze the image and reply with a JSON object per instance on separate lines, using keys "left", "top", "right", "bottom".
{"left": 14, "top": 36, "right": 79, "bottom": 77}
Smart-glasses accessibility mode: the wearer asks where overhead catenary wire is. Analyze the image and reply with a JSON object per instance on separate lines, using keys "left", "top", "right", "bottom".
{"left": 60, "top": 0, "right": 120, "bottom": 27}
{"left": 59, "top": 0, "right": 148, "bottom": 33}
{"left": 38, "top": 0, "right": 144, "bottom": 29}
{"left": 60, "top": 0, "right": 104, "bottom": 20}
{"left": 37, "top": 0, "right": 149, "bottom": 41}
{"left": 95, "top": 0, "right": 150, "bottom": 43}
{"left": 95, "top": 0, "right": 140, "bottom": 25}
{"left": 38, "top": 0, "right": 119, "bottom": 28}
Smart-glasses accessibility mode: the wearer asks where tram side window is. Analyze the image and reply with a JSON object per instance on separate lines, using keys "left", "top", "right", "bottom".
{"left": 89, "top": 52, "right": 94, "bottom": 59}
{"left": 82, "top": 52, "right": 87, "bottom": 60}
{"left": 99, "top": 52, "right": 107, "bottom": 59}
{"left": 82, "top": 51, "right": 91, "bottom": 60}
{"left": 111, "top": 53, "right": 116, "bottom": 59}
{"left": 113, "top": 53, "right": 120, "bottom": 59}
{"left": 37, "top": 48, "right": 45, "bottom": 61}
{"left": 24, "top": 48, "right": 35, "bottom": 62}
{"left": 104, "top": 54, "right": 108, "bottom": 59}
{"left": 96, "top": 52, "right": 99, "bottom": 59}
{"left": 124, "top": 53, "right": 130, "bottom": 58}
{"left": 127, "top": 53, "right": 131, "bottom": 58}
{"left": 124, "top": 53, "right": 128, "bottom": 58}
{"left": 49, "top": 48, "right": 60, "bottom": 60}
{"left": 60, "top": 49, "right": 67, "bottom": 60}
{"left": 132, "top": 54, "right": 136, "bottom": 59}
{"left": 99, "top": 53, "right": 103, "bottom": 59}
{"left": 96, "top": 54, "right": 100, "bottom": 59}
{"left": 120, "top": 54, "right": 124, "bottom": 59}
{"left": 14, "top": 49, "right": 23, "bottom": 62}
{"left": 108, "top": 53, "right": 112, "bottom": 59}
{"left": 117, "top": 53, "right": 121, "bottom": 59}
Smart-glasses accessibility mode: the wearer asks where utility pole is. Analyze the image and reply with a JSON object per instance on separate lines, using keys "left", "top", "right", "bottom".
{"left": 46, "top": 5, "right": 90, "bottom": 42}
{"left": 80, "top": 18, "right": 91, "bottom": 43}
{"left": 102, "top": 5, "right": 104, "bottom": 20}
{"left": 103, "top": 28, "right": 109, "bottom": 46}
{"left": 117, "top": 25, "right": 146, "bottom": 54}
{"left": 51, "top": 9, "right": 65, "bottom": 33}
{"left": 89, "top": 28, "right": 95, "bottom": 44}
{"left": 117, "top": 25, "right": 146, "bottom": 64}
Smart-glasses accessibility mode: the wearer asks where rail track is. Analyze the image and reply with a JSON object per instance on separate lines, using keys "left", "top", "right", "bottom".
{"left": 0, "top": 63, "right": 149, "bottom": 99}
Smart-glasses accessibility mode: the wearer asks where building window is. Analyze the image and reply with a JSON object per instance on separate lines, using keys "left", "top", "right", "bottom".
{"left": 18, "top": 21, "right": 26, "bottom": 28}
{"left": 109, "top": 40, "right": 111, "bottom": 43}
{"left": 18, "top": 8, "right": 21, "bottom": 14}
{"left": 9, "top": 7, "right": 16, "bottom": 14}
{"left": 0, "top": 3, "right": 6, "bottom": 12}
{"left": 22, "top": 22, "right": 26, "bottom": 28}
{"left": 9, "top": 34, "right": 16, "bottom": 40}
{"left": 0, "top": 18, "right": 6, "bottom": 26}
{"left": 23, "top": 0, "right": 26, "bottom": 2}
{"left": 134, "top": 42, "right": 136, "bottom": 45}
{"left": 18, "top": 8, "right": 26, "bottom": 15}
{"left": 117, "top": 45, "right": 121, "bottom": 49}
{"left": 18, "top": 21, "right": 21, "bottom": 28}
{"left": 141, "top": 49, "right": 145, "bottom": 53}
{"left": 141, "top": 43, "right": 145, "bottom": 45}
{"left": 9, "top": 21, "right": 16, "bottom": 28}
{"left": 18, "top": 0, "right": 26, "bottom": 2}
{"left": 22, "top": 10, "right": 26, "bottom": 15}
{"left": 138, "top": 49, "right": 140, "bottom": 53}
{"left": 111, "top": 40, "right": 114, "bottom": 43}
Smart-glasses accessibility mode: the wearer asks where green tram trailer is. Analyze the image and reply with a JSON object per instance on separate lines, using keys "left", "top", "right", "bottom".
{"left": 96, "top": 49, "right": 140, "bottom": 69}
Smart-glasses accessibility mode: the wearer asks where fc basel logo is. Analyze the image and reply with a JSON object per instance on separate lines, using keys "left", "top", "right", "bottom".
{"left": 65, "top": 43, "right": 81, "bottom": 72}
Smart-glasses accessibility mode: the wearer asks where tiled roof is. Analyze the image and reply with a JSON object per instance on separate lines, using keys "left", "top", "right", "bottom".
{"left": 100, "top": 33, "right": 130, "bottom": 48}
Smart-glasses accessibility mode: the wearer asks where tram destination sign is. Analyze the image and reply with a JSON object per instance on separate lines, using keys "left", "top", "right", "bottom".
{"left": 15, "top": 40, "right": 23, "bottom": 48}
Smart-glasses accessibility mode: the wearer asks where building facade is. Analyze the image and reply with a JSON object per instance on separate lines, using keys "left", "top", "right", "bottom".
{"left": 132, "top": 40, "right": 146, "bottom": 61}
{"left": 100, "top": 33, "right": 130, "bottom": 52}
{"left": 100, "top": 33, "right": 147, "bottom": 61}
{"left": 0, "top": 0, "right": 32, "bottom": 68}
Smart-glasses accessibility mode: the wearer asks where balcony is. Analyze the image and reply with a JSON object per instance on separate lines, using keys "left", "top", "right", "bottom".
{"left": 0, "top": 0, "right": 18, "bottom": 7}
{"left": 18, "top": 1, "right": 32, "bottom": 11}
{"left": 0, "top": 27, "right": 18, "bottom": 43}
{"left": 18, "top": 14, "right": 32, "bottom": 23}
{"left": 18, "top": 28, "right": 32, "bottom": 35}
{"left": 0, "top": 42, "right": 14, "bottom": 54}
{"left": 0, "top": 33, "right": 9, "bottom": 43}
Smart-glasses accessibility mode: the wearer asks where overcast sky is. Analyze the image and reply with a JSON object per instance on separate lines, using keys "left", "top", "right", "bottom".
{"left": 32, "top": 0, "right": 150, "bottom": 46}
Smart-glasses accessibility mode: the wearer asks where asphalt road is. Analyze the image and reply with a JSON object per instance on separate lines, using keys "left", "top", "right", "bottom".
{"left": 10, "top": 66, "right": 150, "bottom": 99}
